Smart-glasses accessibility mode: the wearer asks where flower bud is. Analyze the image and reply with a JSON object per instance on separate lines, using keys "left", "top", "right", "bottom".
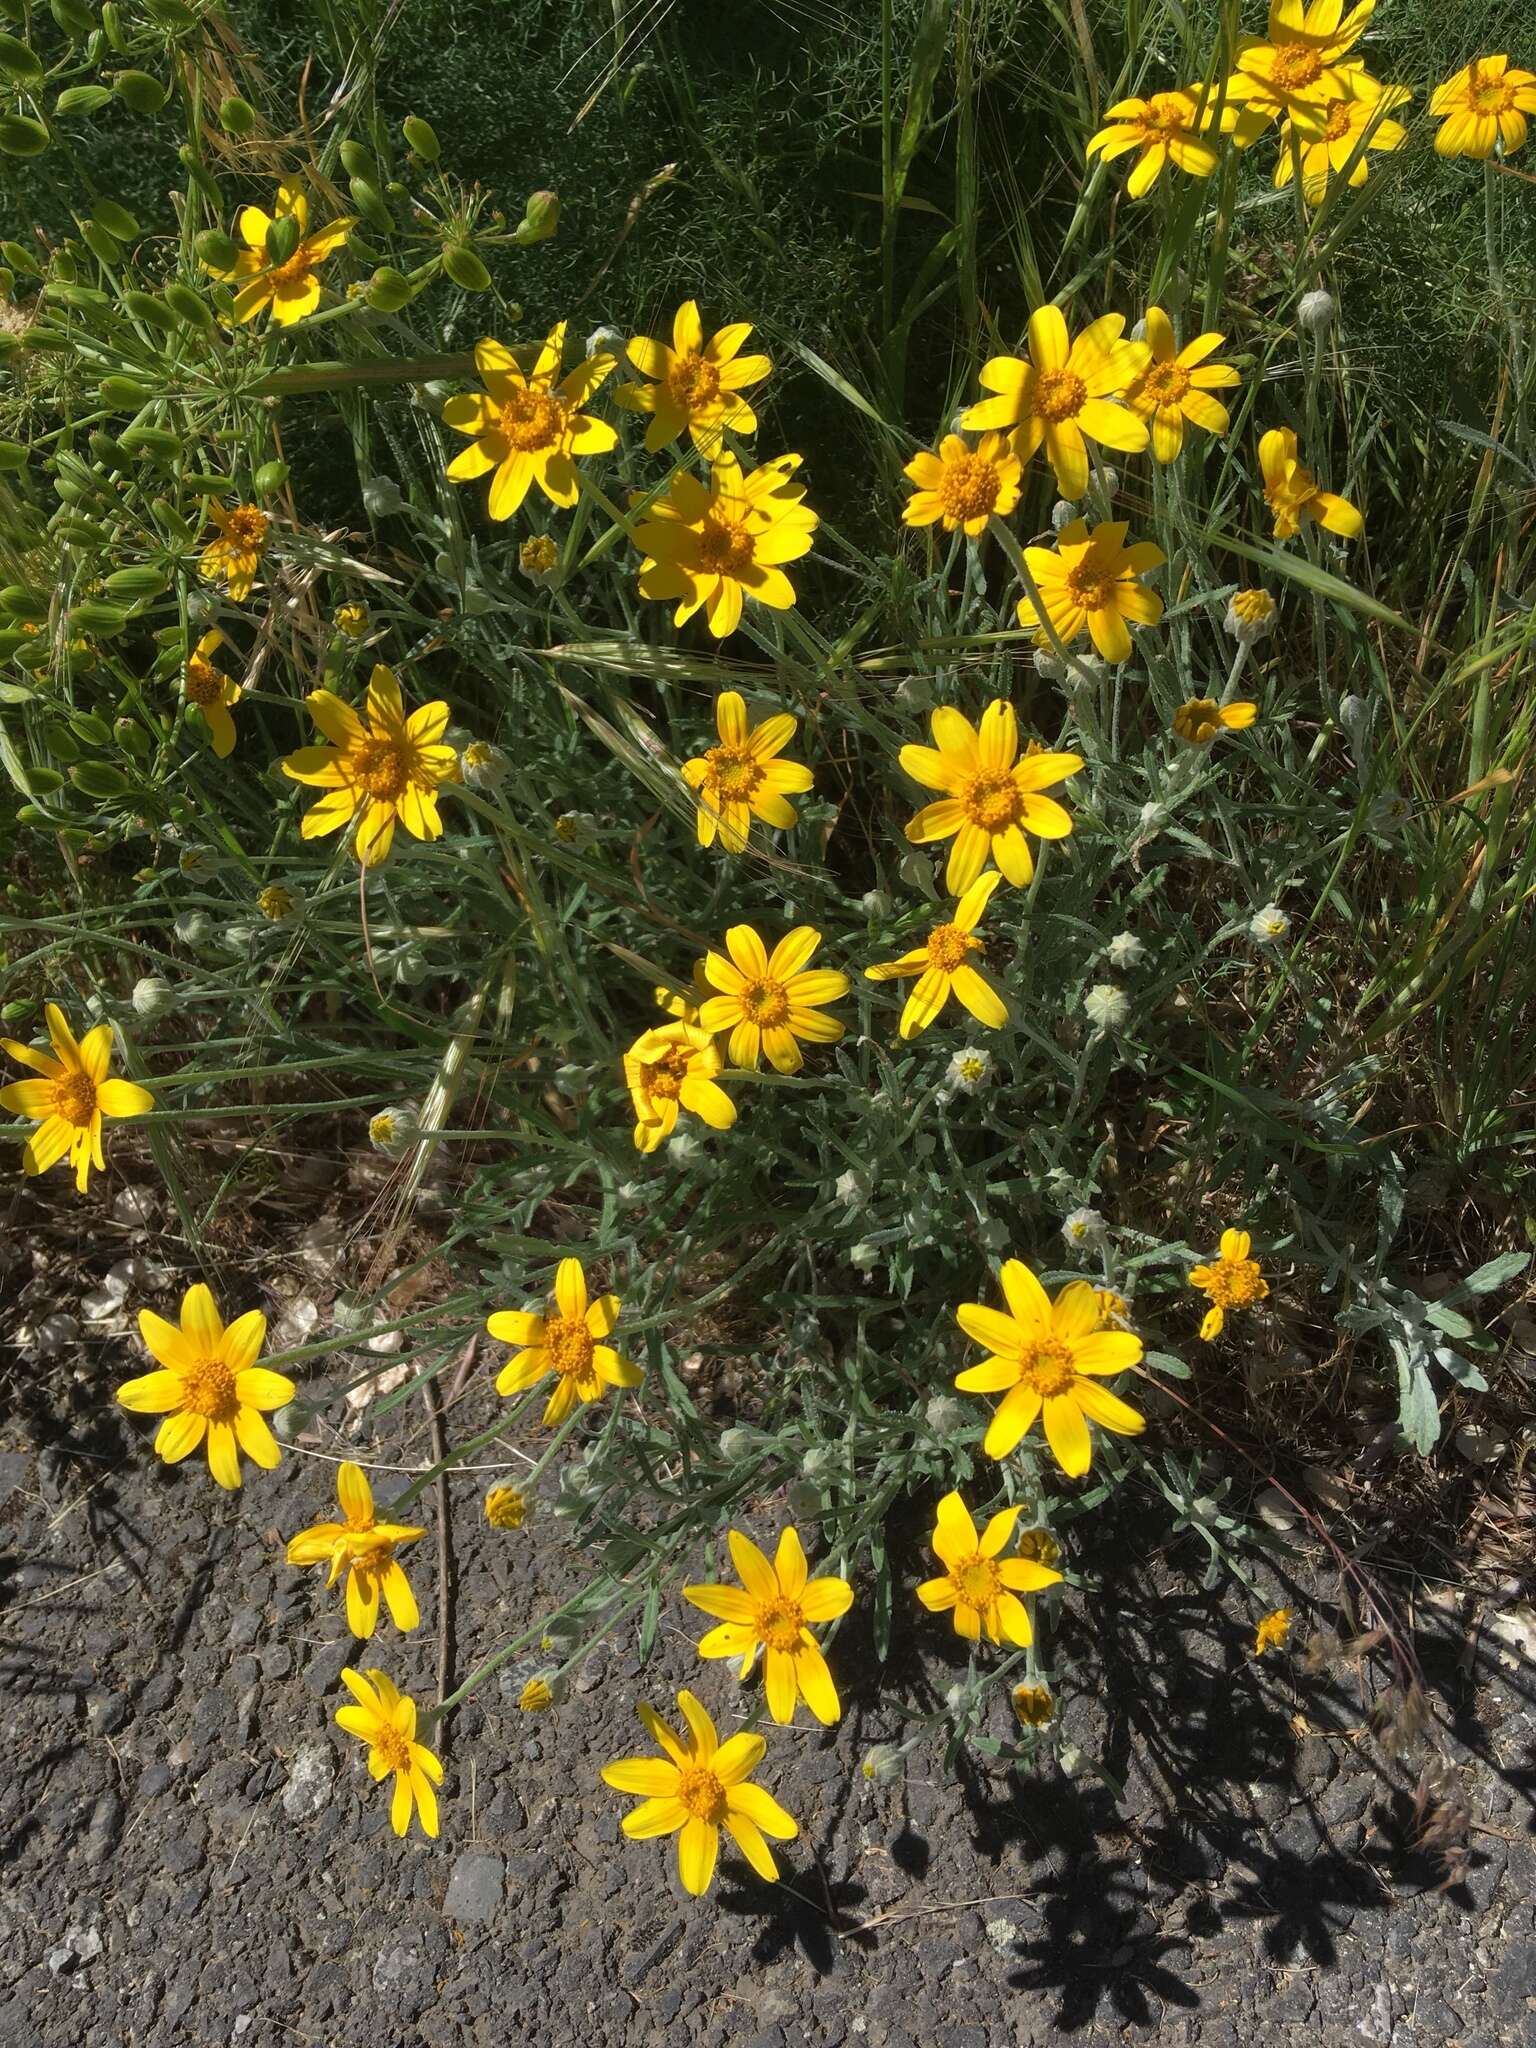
{"left": 860, "top": 1743, "right": 908, "bottom": 1785}
{"left": 402, "top": 115, "right": 440, "bottom": 161}
{"left": 1106, "top": 931, "right": 1144, "bottom": 970}
{"left": 1083, "top": 983, "right": 1130, "bottom": 1031}
{"left": 1249, "top": 903, "right": 1290, "bottom": 945}
{"left": 1050, "top": 499, "right": 1077, "bottom": 531}
{"left": 1224, "top": 588, "right": 1276, "bottom": 644}
{"left": 362, "top": 475, "right": 404, "bottom": 517}
{"left": 131, "top": 974, "right": 173, "bottom": 1020}
{"left": 513, "top": 190, "right": 559, "bottom": 245}
{"left": 484, "top": 1486, "right": 526, "bottom": 1530}
{"left": 924, "top": 1393, "right": 965, "bottom": 1436}
{"left": 173, "top": 910, "right": 212, "bottom": 946}
{"left": 1298, "top": 288, "right": 1335, "bottom": 335}
{"left": 368, "top": 1104, "right": 420, "bottom": 1158}
{"left": 849, "top": 1240, "right": 880, "bottom": 1272}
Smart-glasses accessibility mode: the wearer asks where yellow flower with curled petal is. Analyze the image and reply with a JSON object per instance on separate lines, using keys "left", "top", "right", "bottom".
{"left": 864, "top": 870, "right": 1009, "bottom": 1039}
{"left": 1225, "top": 0, "right": 1377, "bottom": 126}
{"left": 1173, "top": 697, "right": 1259, "bottom": 745}
{"left": 2, "top": 1002, "right": 153, "bottom": 1193}
{"left": 1085, "top": 88, "right": 1224, "bottom": 197}
{"left": 616, "top": 299, "right": 771, "bottom": 452}
{"left": 486, "top": 1256, "right": 642, "bottom": 1426}
{"left": 698, "top": 924, "right": 847, "bottom": 1073}
{"left": 182, "top": 628, "right": 242, "bottom": 757}
{"left": 1431, "top": 55, "right": 1536, "bottom": 159}
{"left": 1189, "top": 1226, "right": 1269, "bottom": 1340}
{"left": 282, "top": 663, "right": 457, "bottom": 867}
{"left": 1013, "top": 1683, "right": 1056, "bottom": 1727}
{"left": 203, "top": 179, "right": 354, "bottom": 326}
{"left": 198, "top": 502, "right": 268, "bottom": 603}
{"left": 1017, "top": 518, "right": 1166, "bottom": 664}
{"left": 916, "top": 1490, "right": 1063, "bottom": 1646}
{"left": 681, "top": 691, "right": 813, "bottom": 853}
{"left": 684, "top": 1527, "right": 853, "bottom": 1725}
{"left": 116, "top": 1282, "right": 294, "bottom": 1490}
{"left": 1123, "top": 308, "right": 1241, "bottom": 463}
{"left": 902, "top": 433, "right": 1021, "bottom": 536}
{"left": 633, "top": 454, "right": 818, "bottom": 640}
{"left": 961, "top": 305, "right": 1149, "bottom": 500}
{"left": 622, "top": 1021, "right": 737, "bottom": 1152}
{"left": 1277, "top": 76, "right": 1412, "bottom": 203}
{"left": 899, "top": 700, "right": 1082, "bottom": 893}
{"left": 286, "top": 1461, "right": 424, "bottom": 1638}
{"left": 1254, "top": 1606, "right": 1295, "bottom": 1656}
{"left": 1258, "top": 428, "right": 1362, "bottom": 542}
{"left": 443, "top": 324, "right": 618, "bottom": 522}
{"left": 335, "top": 1667, "right": 443, "bottom": 1839}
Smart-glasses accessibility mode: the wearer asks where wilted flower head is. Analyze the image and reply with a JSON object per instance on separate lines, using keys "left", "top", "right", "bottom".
{"left": 368, "top": 1103, "right": 420, "bottom": 1158}
{"left": 1106, "top": 931, "right": 1144, "bottom": 970}
{"left": 334, "top": 602, "right": 369, "bottom": 639}
{"left": 1367, "top": 789, "right": 1411, "bottom": 835}
{"left": 460, "top": 739, "right": 508, "bottom": 789}
{"left": 519, "top": 1677, "right": 555, "bottom": 1713}
{"left": 1061, "top": 1206, "right": 1104, "bottom": 1250}
{"left": 484, "top": 1485, "right": 526, "bottom": 1530}
{"left": 861, "top": 1742, "right": 908, "bottom": 1784}
{"left": 1083, "top": 983, "right": 1130, "bottom": 1031}
{"left": 1249, "top": 903, "right": 1290, "bottom": 945}
{"left": 256, "top": 883, "right": 303, "bottom": 925}
{"left": 1224, "top": 588, "right": 1277, "bottom": 643}
{"left": 1012, "top": 1683, "right": 1055, "bottom": 1728}
{"left": 947, "top": 1046, "right": 993, "bottom": 1093}
{"left": 1253, "top": 1606, "right": 1295, "bottom": 1656}
{"left": 519, "top": 534, "right": 561, "bottom": 582}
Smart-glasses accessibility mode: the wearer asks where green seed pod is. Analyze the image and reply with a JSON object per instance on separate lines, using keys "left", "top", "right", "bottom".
{"left": 339, "top": 140, "right": 378, "bottom": 179}
{"left": 69, "top": 600, "right": 133, "bottom": 635}
{"left": 253, "top": 459, "right": 289, "bottom": 497}
{"left": 104, "top": 565, "right": 167, "bottom": 599}
{"left": 0, "top": 331, "right": 21, "bottom": 362}
{"left": 87, "top": 430, "right": 123, "bottom": 467}
{"left": 442, "top": 242, "right": 491, "bottom": 292}
{"left": 53, "top": 475, "right": 89, "bottom": 506}
{"left": 0, "top": 34, "right": 43, "bottom": 83}
{"left": 2, "top": 239, "right": 40, "bottom": 275}
{"left": 180, "top": 471, "right": 233, "bottom": 493}
{"left": 150, "top": 498, "right": 194, "bottom": 543}
{"left": 0, "top": 441, "right": 26, "bottom": 471}
{"left": 69, "top": 709, "right": 113, "bottom": 744}
{"left": 49, "top": 516, "right": 105, "bottom": 546}
{"left": 53, "top": 249, "right": 79, "bottom": 283}
{"left": 143, "top": 0, "right": 197, "bottom": 28}
{"left": 115, "top": 716, "right": 150, "bottom": 759}
{"left": 402, "top": 115, "right": 440, "bottom": 161}
{"left": 54, "top": 84, "right": 114, "bottom": 115}
{"left": 1, "top": 586, "right": 49, "bottom": 622}
{"left": 25, "top": 767, "right": 69, "bottom": 795}
{"left": 80, "top": 220, "right": 124, "bottom": 266}
{"left": 94, "top": 199, "right": 139, "bottom": 240}
{"left": 218, "top": 94, "right": 257, "bottom": 136}
{"left": 0, "top": 630, "right": 30, "bottom": 659}
{"left": 100, "top": 1, "right": 127, "bottom": 50}
{"left": 121, "top": 289, "right": 178, "bottom": 332}
{"left": 118, "top": 422, "right": 182, "bottom": 459}
{"left": 265, "top": 211, "right": 301, "bottom": 266}
{"left": 195, "top": 228, "right": 240, "bottom": 273}
{"left": 71, "top": 760, "right": 130, "bottom": 799}
{"left": 99, "top": 375, "right": 153, "bottom": 409}
{"left": 113, "top": 71, "right": 168, "bottom": 116}
{"left": 50, "top": 0, "right": 100, "bottom": 34}
{"left": 178, "top": 145, "right": 222, "bottom": 205}
{"left": 49, "top": 281, "right": 111, "bottom": 309}
{"left": 365, "top": 265, "right": 414, "bottom": 313}
{"left": 513, "top": 190, "right": 560, "bottom": 245}
{"left": 45, "top": 722, "right": 82, "bottom": 762}
{"left": 0, "top": 115, "right": 51, "bottom": 158}
{"left": 347, "top": 175, "right": 393, "bottom": 234}
{"left": 162, "top": 281, "right": 213, "bottom": 329}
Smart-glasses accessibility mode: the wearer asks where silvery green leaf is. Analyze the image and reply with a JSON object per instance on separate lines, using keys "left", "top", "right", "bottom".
{"left": 1461, "top": 1251, "right": 1530, "bottom": 1296}
{"left": 1425, "top": 1301, "right": 1474, "bottom": 1339}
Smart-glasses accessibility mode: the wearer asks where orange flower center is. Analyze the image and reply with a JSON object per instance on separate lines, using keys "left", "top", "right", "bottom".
{"left": 668, "top": 353, "right": 722, "bottom": 410}
{"left": 754, "top": 1594, "right": 805, "bottom": 1653}
{"left": 348, "top": 1533, "right": 398, "bottom": 1574}
{"left": 960, "top": 769, "right": 1025, "bottom": 833}
{"left": 53, "top": 1069, "right": 98, "bottom": 1127}
{"left": 937, "top": 451, "right": 1004, "bottom": 523}
{"left": 926, "top": 922, "right": 979, "bottom": 973}
{"left": 1065, "top": 561, "right": 1118, "bottom": 611}
{"left": 1016, "top": 1336, "right": 1078, "bottom": 1398}
{"left": 1267, "top": 44, "right": 1324, "bottom": 92}
{"left": 498, "top": 386, "right": 566, "bottom": 453}
{"left": 695, "top": 511, "right": 757, "bottom": 578}
{"left": 545, "top": 1314, "right": 595, "bottom": 1380}
{"left": 371, "top": 1723, "right": 412, "bottom": 1774}
{"left": 1466, "top": 68, "right": 1516, "bottom": 114}
{"left": 704, "top": 742, "right": 763, "bottom": 799}
{"left": 353, "top": 738, "right": 412, "bottom": 801}
{"left": 952, "top": 1554, "right": 1000, "bottom": 1608}
{"left": 738, "top": 976, "right": 790, "bottom": 1028}
{"left": 179, "top": 1355, "right": 240, "bottom": 1423}
{"left": 184, "top": 656, "right": 222, "bottom": 706}
{"left": 1139, "top": 359, "right": 1190, "bottom": 405}
{"left": 1139, "top": 91, "right": 1192, "bottom": 135}
{"left": 221, "top": 507, "right": 268, "bottom": 550}
{"left": 644, "top": 1047, "right": 694, "bottom": 1102}
{"left": 1034, "top": 369, "right": 1087, "bottom": 423}
{"left": 1201, "top": 1255, "right": 1267, "bottom": 1310}
{"left": 676, "top": 1763, "right": 727, "bottom": 1823}
{"left": 269, "top": 248, "right": 316, "bottom": 289}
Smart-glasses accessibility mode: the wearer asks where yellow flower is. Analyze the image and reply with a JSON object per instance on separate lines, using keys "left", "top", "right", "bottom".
{"left": 519, "top": 1678, "right": 554, "bottom": 1712}
{"left": 203, "top": 179, "right": 353, "bottom": 325}
{"left": 916, "top": 1489, "right": 1063, "bottom": 1646}
{"left": 698, "top": 925, "right": 847, "bottom": 1073}
{"left": 1278, "top": 78, "right": 1412, "bottom": 203}
{"left": 1258, "top": 427, "right": 1363, "bottom": 541}
{"left": 1018, "top": 518, "right": 1165, "bottom": 664}
{"left": 198, "top": 501, "right": 268, "bottom": 603}
{"left": 1173, "top": 697, "right": 1259, "bottom": 745}
{"left": 1093, "top": 1286, "right": 1133, "bottom": 1329}
{"left": 1431, "top": 55, "right": 1536, "bottom": 158}
{"left": 485, "top": 1485, "right": 527, "bottom": 1530}
{"left": 1189, "top": 1226, "right": 1269, "bottom": 1340}
{"left": 961, "top": 305, "right": 1149, "bottom": 500}
{"left": 616, "top": 300, "right": 771, "bottom": 452}
{"left": 682, "top": 691, "right": 813, "bottom": 853}
{"left": 1253, "top": 1606, "right": 1295, "bottom": 1656}
{"left": 282, "top": 663, "right": 457, "bottom": 867}
{"left": 519, "top": 533, "right": 560, "bottom": 579}
{"left": 622, "top": 1021, "right": 737, "bottom": 1152}
{"left": 684, "top": 1527, "right": 853, "bottom": 1726}
{"left": 486, "top": 1256, "right": 642, "bottom": 1425}
{"left": 955, "top": 1261, "right": 1145, "bottom": 1476}
{"left": 181, "top": 628, "right": 242, "bottom": 757}
{"left": 116, "top": 1282, "right": 294, "bottom": 1490}
{"left": 1225, "top": 0, "right": 1377, "bottom": 125}
{"left": 2, "top": 1002, "right": 153, "bottom": 1193}
{"left": 902, "top": 432, "right": 1022, "bottom": 536}
{"left": 286, "top": 1461, "right": 424, "bottom": 1638}
{"left": 443, "top": 324, "right": 618, "bottom": 521}
{"left": 335, "top": 1667, "right": 443, "bottom": 1839}
{"left": 900, "top": 700, "right": 1081, "bottom": 893}
{"left": 864, "top": 869, "right": 1008, "bottom": 1039}
{"left": 633, "top": 453, "right": 818, "bottom": 640}
{"left": 334, "top": 602, "right": 369, "bottom": 638}
{"left": 1123, "top": 307, "right": 1240, "bottom": 463}
{"left": 1016, "top": 1527, "right": 1062, "bottom": 1571}
{"left": 1085, "top": 88, "right": 1223, "bottom": 196}
{"left": 1227, "top": 588, "right": 1277, "bottom": 640}
{"left": 600, "top": 1688, "right": 798, "bottom": 1896}
{"left": 655, "top": 963, "right": 711, "bottom": 1026}
{"left": 256, "top": 883, "right": 298, "bottom": 922}
{"left": 1012, "top": 1683, "right": 1056, "bottom": 1727}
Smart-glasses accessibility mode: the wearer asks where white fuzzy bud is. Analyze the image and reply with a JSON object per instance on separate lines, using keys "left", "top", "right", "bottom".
{"left": 1298, "top": 288, "right": 1335, "bottom": 335}
{"left": 131, "top": 975, "right": 173, "bottom": 1020}
{"left": 849, "top": 1240, "right": 881, "bottom": 1272}
{"left": 1083, "top": 983, "right": 1130, "bottom": 1031}
{"left": 1106, "top": 931, "right": 1144, "bottom": 970}
{"left": 1249, "top": 903, "right": 1291, "bottom": 945}
{"left": 860, "top": 889, "right": 892, "bottom": 918}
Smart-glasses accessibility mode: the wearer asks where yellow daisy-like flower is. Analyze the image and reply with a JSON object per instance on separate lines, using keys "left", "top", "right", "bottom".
{"left": 1190, "top": 1226, "right": 1269, "bottom": 1341}
{"left": 1173, "top": 697, "right": 1259, "bottom": 745}
{"left": 865, "top": 869, "right": 1008, "bottom": 1039}
{"left": 960, "top": 305, "right": 1149, "bottom": 500}
{"left": 1012, "top": 1683, "right": 1056, "bottom": 1727}
{"left": 443, "top": 323, "right": 618, "bottom": 522}
{"left": 1017, "top": 518, "right": 1166, "bottom": 664}
{"left": 335, "top": 1667, "right": 443, "bottom": 1839}
{"left": 484, "top": 1485, "right": 527, "bottom": 1530}
{"left": 1226, "top": 0, "right": 1377, "bottom": 125}
{"left": 916, "top": 1489, "right": 1063, "bottom": 1646}
{"left": 1123, "top": 307, "right": 1241, "bottom": 463}
{"left": 1278, "top": 78, "right": 1412, "bottom": 202}
{"left": 1253, "top": 1605, "right": 1295, "bottom": 1656}
{"left": 633, "top": 453, "right": 819, "bottom": 640}
{"left": 486, "top": 1256, "right": 642, "bottom": 1426}
{"left": 900, "top": 700, "right": 1082, "bottom": 893}
{"left": 286, "top": 1461, "right": 424, "bottom": 1639}
{"left": 902, "top": 432, "right": 1022, "bottom": 537}
{"left": 684, "top": 1526, "right": 853, "bottom": 1726}
{"left": 281, "top": 663, "right": 456, "bottom": 867}
{"left": 616, "top": 299, "right": 771, "bottom": 453}
{"left": 600, "top": 1688, "right": 798, "bottom": 1897}
{"left": 1258, "top": 427, "right": 1363, "bottom": 541}
{"left": 334, "top": 603, "right": 369, "bottom": 638}
{"left": 954, "top": 1261, "right": 1145, "bottom": 1476}
{"left": 698, "top": 924, "right": 847, "bottom": 1074}
{"left": 520, "top": 1679, "right": 554, "bottom": 1712}
{"left": 1431, "top": 55, "right": 1536, "bottom": 159}
{"left": 1085, "top": 88, "right": 1223, "bottom": 196}
{"left": 198, "top": 501, "right": 269, "bottom": 603}
{"left": 204, "top": 179, "right": 353, "bottom": 326}
{"left": 622, "top": 1021, "right": 737, "bottom": 1152}
{"left": 2, "top": 1003, "right": 153, "bottom": 1193}
{"left": 681, "top": 690, "right": 813, "bottom": 853}
{"left": 182, "top": 628, "right": 242, "bottom": 757}
{"left": 116, "top": 1282, "right": 294, "bottom": 1490}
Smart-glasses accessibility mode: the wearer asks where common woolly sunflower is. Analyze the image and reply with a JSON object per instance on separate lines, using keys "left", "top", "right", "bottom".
{"left": 1278, "top": 78, "right": 1412, "bottom": 202}
{"left": 116, "top": 1282, "right": 294, "bottom": 1490}
{"left": 282, "top": 664, "right": 457, "bottom": 867}
{"left": 961, "top": 305, "right": 1149, "bottom": 500}
{"left": 487, "top": 1256, "right": 641, "bottom": 1425}
{"left": 697, "top": 925, "right": 847, "bottom": 1073}
{"left": 1258, "top": 427, "right": 1363, "bottom": 540}
{"left": 204, "top": 178, "right": 353, "bottom": 325}
{"left": 684, "top": 1527, "right": 853, "bottom": 1726}
{"left": 899, "top": 700, "right": 1082, "bottom": 892}
{"left": 2, "top": 1003, "right": 153, "bottom": 1193}
{"left": 1189, "top": 1226, "right": 1269, "bottom": 1340}
{"left": 864, "top": 870, "right": 1008, "bottom": 1038}
{"left": 286, "top": 1461, "right": 424, "bottom": 1638}
{"left": 443, "top": 324, "right": 618, "bottom": 521}
{"left": 1173, "top": 697, "right": 1259, "bottom": 745}
{"left": 622, "top": 1021, "right": 737, "bottom": 1152}
{"left": 1085, "top": 88, "right": 1223, "bottom": 195}
{"left": 1123, "top": 308, "right": 1241, "bottom": 462}
{"left": 335, "top": 1667, "right": 443, "bottom": 1839}
{"left": 1431, "top": 55, "right": 1536, "bottom": 158}
{"left": 916, "top": 1490, "right": 1063, "bottom": 1647}
{"left": 182, "top": 629, "right": 242, "bottom": 757}
{"left": 198, "top": 502, "right": 268, "bottom": 602}
{"left": 902, "top": 433, "right": 1021, "bottom": 536}
{"left": 632, "top": 454, "right": 818, "bottom": 639}
{"left": 616, "top": 300, "right": 771, "bottom": 452}
{"left": 1017, "top": 518, "right": 1166, "bottom": 663}
{"left": 1225, "top": 0, "right": 1377, "bottom": 124}
{"left": 681, "top": 691, "right": 813, "bottom": 853}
